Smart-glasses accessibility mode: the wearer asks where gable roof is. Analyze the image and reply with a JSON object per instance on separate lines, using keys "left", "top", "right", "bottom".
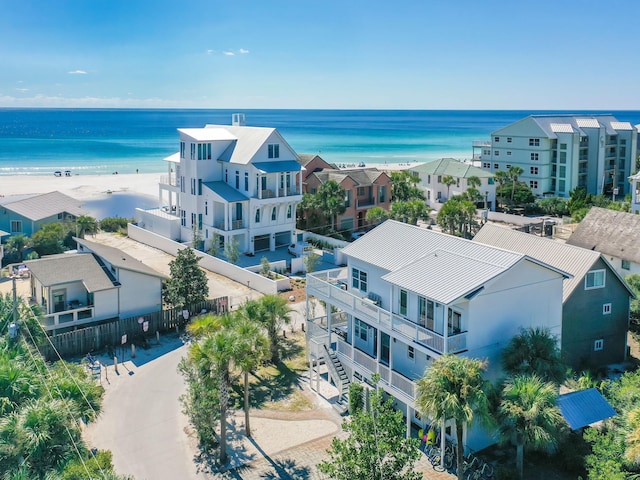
{"left": 3, "top": 191, "right": 85, "bottom": 221}
{"left": 410, "top": 158, "right": 493, "bottom": 179}
{"left": 25, "top": 254, "right": 116, "bottom": 292}
{"left": 298, "top": 154, "right": 334, "bottom": 168}
{"left": 310, "top": 168, "right": 387, "bottom": 186}
{"left": 203, "top": 181, "right": 249, "bottom": 202}
{"left": 567, "top": 207, "right": 640, "bottom": 265}
{"left": 75, "top": 238, "right": 165, "bottom": 279}
{"left": 473, "top": 223, "right": 632, "bottom": 301}
{"left": 342, "top": 220, "right": 567, "bottom": 305}
{"left": 493, "top": 114, "right": 629, "bottom": 139}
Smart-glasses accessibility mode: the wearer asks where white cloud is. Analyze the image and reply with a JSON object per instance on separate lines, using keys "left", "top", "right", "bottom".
{"left": 223, "top": 51, "right": 235, "bottom": 56}
{"left": 68, "top": 70, "right": 87, "bottom": 75}
{"left": 207, "top": 49, "right": 214, "bottom": 55}
{"left": 15, "top": 88, "right": 29, "bottom": 92}
{"left": 239, "top": 48, "right": 249, "bottom": 54}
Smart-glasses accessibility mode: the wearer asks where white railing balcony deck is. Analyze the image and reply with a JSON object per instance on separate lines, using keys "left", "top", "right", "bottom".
{"left": 307, "top": 268, "right": 467, "bottom": 355}
{"left": 43, "top": 306, "right": 95, "bottom": 330}
{"left": 159, "top": 175, "right": 179, "bottom": 187}
{"left": 473, "top": 141, "right": 491, "bottom": 148}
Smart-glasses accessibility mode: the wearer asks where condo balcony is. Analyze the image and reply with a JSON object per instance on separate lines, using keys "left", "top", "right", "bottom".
{"left": 159, "top": 174, "right": 179, "bottom": 187}
{"left": 356, "top": 197, "right": 376, "bottom": 209}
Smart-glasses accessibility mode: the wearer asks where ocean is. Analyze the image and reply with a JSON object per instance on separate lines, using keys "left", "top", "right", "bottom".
{"left": 1, "top": 109, "right": 640, "bottom": 176}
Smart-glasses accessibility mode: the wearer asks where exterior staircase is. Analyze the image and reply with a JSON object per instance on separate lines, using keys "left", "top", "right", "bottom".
{"left": 324, "top": 344, "right": 350, "bottom": 414}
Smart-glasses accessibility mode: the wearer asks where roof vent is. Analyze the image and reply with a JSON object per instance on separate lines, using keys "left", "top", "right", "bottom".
{"left": 232, "top": 113, "right": 246, "bottom": 126}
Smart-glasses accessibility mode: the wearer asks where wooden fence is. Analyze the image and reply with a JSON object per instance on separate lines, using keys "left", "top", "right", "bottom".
{"left": 40, "top": 297, "right": 228, "bottom": 361}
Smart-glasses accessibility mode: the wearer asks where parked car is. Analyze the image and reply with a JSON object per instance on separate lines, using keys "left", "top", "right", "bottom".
{"left": 54, "top": 171, "right": 62, "bottom": 177}
{"left": 288, "top": 242, "right": 313, "bottom": 257}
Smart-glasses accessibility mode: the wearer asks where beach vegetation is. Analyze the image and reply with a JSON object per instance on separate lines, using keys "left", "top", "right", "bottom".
{"left": 191, "top": 225, "right": 203, "bottom": 251}
{"left": 416, "top": 355, "right": 492, "bottom": 480}
{"left": 314, "top": 180, "right": 347, "bottom": 232}
{"left": 437, "top": 197, "right": 478, "bottom": 237}
{"left": 2, "top": 234, "right": 28, "bottom": 265}
{"left": 257, "top": 294, "right": 292, "bottom": 364}
{"left": 501, "top": 327, "right": 566, "bottom": 384}
{"left": 75, "top": 215, "right": 98, "bottom": 239}
{"left": 390, "top": 170, "right": 424, "bottom": 202}
{"left": 319, "top": 375, "right": 422, "bottom": 480}
{"left": 207, "top": 233, "right": 222, "bottom": 257}
{"left": 224, "top": 237, "right": 240, "bottom": 265}
{"left": 536, "top": 197, "right": 569, "bottom": 217}
{"left": 365, "top": 206, "right": 390, "bottom": 226}
{"left": 260, "top": 256, "right": 271, "bottom": 276}
{"left": 163, "top": 247, "right": 208, "bottom": 309}
{"left": 441, "top": 175, "right": 457, "bottom": 199}
{"left": 626, "top": 274, "right": 640, "bottom": 325}
{"left": 303, "top": 251, "right": 321, "bottom": 273}
{"left": 390, "top": 199, "right": 431, "bottom": 225}
{"left": 98, "top": 217, "right": 131, "bottom": 233}
{"left": 29, "top": 223, "right": 65, "bottom": 256}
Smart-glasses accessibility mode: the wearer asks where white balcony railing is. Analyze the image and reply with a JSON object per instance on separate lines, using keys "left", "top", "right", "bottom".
{"left": 43, "top": 306, "right": 95, "bottom": 330}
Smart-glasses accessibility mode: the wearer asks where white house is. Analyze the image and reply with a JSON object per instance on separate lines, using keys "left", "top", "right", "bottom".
{"left": 630, "top": 171, "right": 640, "bottom": 215}
{"left": 473, "top": 115, "right": 637, "bottom": 198}
{"left": 409, "top": 158, "right": 496, "bottom": 210}
{"left": 305, "top": 220, "right": 567, "bottom": 451}
{"left": 24, "top": 238, "right": 164, "bottom": 333}
{"left": 137, "top": 114, "right": 303, "bottom": 254}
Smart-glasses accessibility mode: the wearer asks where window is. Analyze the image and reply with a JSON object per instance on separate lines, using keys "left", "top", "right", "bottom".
{"left": 255, "top": 208, "right": 261, "bottom": 223}
{"left": 531, "top": 153, "right": 539, "bottom": 161}
{"left": 352, "top": 268, "right": 368, "bottom": 292}
{"left": 180, "top": 176, "right": 185, "bottom": 193}
{"left": 482, "top": 162, "right": 491, "bottom": 169}
{"left": 180, "top": 210, "right": 186, "bottom": 227}
{"left": 559, "top": 152, "right": 567, "bottom": 163}
{"left": 245, "top": 172, "right": 249, "bottom": 191}
{"left": 268, "top": 144, "right": 280, "bottom": 158}
{"left": 407, "top": 345, "right": 415, "bottom": 360}
{"left": 198, "top": 214, "right": 202, "bottom": 230}
{"left": 357, "top": 187, "right": 365, "bottom": 196}
{"left": 10, "top": 220, "right": 22, "bottom": 233}
{"left": 560, "top": 143, "right": 567, "bottom": 150}
{"left": 559, "top": 166, "right": 566, "bottom": 177}
{"left": 603, "top": 303, "right": 612, "bottom": 315}
{"left": 483, "top": 149, "right": 490, "bottom": 155}
{"left": 495, "top": 150, "right": 500, "bottom": 156}
{"left": 196, "top": 143, "right": 211, "bottom": 160}
{"left": 558, "top": 180, "right": 565, "bottom": 192}
{"left": 204, "top": 201, "right": 208, "bottom": 216}
{"left": 493, "top": 163, "right": 499, "bottom": 169}
{"left": 529, "top": 138, "right": 540, "bottom": 146}
{"left": 271, "top": 207, "right": 277, "bottom": 221}
{"left": 235, "top": 171, "right": 240, "bottom": 189}
{"left": 400, "top": 290, "right": 408, "bottom": 316}
{"left": 437, "top": 175, "right": 442, "bottom": 183}
{"left": 507, "top": 137, "right": 512, "bottom": 143}
{"left": 594, "top": 339, "right": 604, "bottom": 351}
{"left": 621, "top": 139, "right": 627, "bottom": 145}
{"left": 191, "top": 178, "right": 196, "bottom": 195}
{"left": 448, "top": 309, "right": 461, "bottom": 335}
{"left": 344, "top": 190, "right": 351, "bottom": 207}
{"left": 585, "top": 269, "right": 606, "bottom": 290}
{"left": 622, "top": 260, "right": 631, "bottom": 270}
{"left": 191, "top": 213, "right": 196, "bottom": 228}
{"left": 427, "top": 175, "right": 431, "bottom": 184}
{"left": 287, "top": 205, "right": 292, "bottom": 219}
{"left": 506, "top": 164, "right": 512, "bottom": 169}
{"left": 190, "top": 143, "right": 196, "bottom": 159}
{"left": 225, "top": 169, "right": 228, "bottom": 183}
{"left": 507, "top": 151, "right": 512, "bottom": 156}
{"left": 494, "top": 136, "right": 500, "bottom": 142}
{"left": 355, "top": 318, "right": 368, "bottom": 342}
{"left": 379, "top": 186, "right": 386, "bottom": 203}
{"left": 530, "top": 167, "right": 538, "bottom": 175}
{"left": 180, "top": 141, "right": 185, "bottom": 158}
{"left": 530, "top": 181, "right": 538, "bottom": 189}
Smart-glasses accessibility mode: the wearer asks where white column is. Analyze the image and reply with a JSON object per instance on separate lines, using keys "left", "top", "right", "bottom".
{"left": 406, "top": 406, "right": 412, "bottom": 437}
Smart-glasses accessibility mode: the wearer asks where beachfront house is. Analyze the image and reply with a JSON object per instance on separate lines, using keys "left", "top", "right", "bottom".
{"left": 0, "top": 191, "right": 85, "bottom": 237}
{"left": 567, "top": 207, "right": 640, "bottom": 277}
{"left": 137, "top": 114, "right": 302, "bottom": 254}
{"left": 24, "top": 237, "right": 164, "bottom": 333}
{"left": 303, "top": 166, "right": 392, "bottom": 234}
{"left": 474, "top": 223, "right": 633, "bottom": 368}
{"left": 473, "top": 115, "right": 638, "bottom": 198}
{"left": 409, "top": 158, "right": 495, "bottom": 210}
{"left": 305, "top": 220, "right": 566, "bottom": 451}
{"left": 630, "top": 171, "right": 640, "bottom": 215}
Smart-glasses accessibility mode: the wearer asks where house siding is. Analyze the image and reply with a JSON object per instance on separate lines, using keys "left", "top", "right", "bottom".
{"left": 117, "top": 269, "right": 163, "bottom": 319}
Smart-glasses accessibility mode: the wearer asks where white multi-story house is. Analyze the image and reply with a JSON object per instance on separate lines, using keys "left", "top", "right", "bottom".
{"left": 137, "top": 114, "right": 302, "bottom": 254}
{"left": 630, "top": 171, "right": 640, "bottom": 215}
{"left": 409, "top": 158, "right": 496, "bottom": 210}
{"left": 473, "top": 115, "right": 637, "bottom": 198}
{"left": 305, "top": 220, "right": 566, "bottom": 451}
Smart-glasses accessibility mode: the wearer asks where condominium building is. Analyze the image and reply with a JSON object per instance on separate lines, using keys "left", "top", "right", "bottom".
{"left": 473, "top": 115, "right": 637, "bottom": 198}
{"left": 137, "top": 114, "right": 303, "bottom": 254}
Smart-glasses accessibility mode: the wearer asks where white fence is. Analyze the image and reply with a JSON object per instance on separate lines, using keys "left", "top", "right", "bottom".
{"left": 127, "top": 223, "right": 287, "bottom": 295}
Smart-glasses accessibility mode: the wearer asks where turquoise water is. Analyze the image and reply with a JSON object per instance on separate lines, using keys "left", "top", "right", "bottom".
{"left": 1, "top": 109, "right": 639, "bottom": 176}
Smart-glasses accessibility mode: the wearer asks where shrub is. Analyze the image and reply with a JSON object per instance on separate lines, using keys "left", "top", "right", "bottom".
{"left": 348, "top": 382, "right": 364, "bottom": 413}
{"left": 100, "top": 217, "right": 131, "bottom": 232}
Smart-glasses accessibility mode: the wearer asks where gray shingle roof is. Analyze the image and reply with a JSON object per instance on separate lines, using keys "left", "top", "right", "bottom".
{"left": 342, "top": 220, "right": 566, "bottom": 305}
{"left": 75, "top": 238, "right": 165, "bottom": 278}
{"left": 25, "top": 254, "right": 115, "bottom": 292}
{"left": 410, "top": 158, "right": 493, "bottom": 179}
{"left": 311, "top": 168, "right": 385, "bottom": 186}
{"left": 3, "top": 191, "right": 85, "bottom": 221}
{"left": 473, "top": 223, "right": 619, "bottom": 302}
{"left": 567, "top": 207, "right": 640, "bottom": 265}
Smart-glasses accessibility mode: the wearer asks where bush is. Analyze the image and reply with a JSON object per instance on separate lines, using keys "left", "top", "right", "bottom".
{"left": 348, "top": 382, "right": 364, "bottom": 413}
{"left": 100, "top": 217, "right": 132, "bottom": 232}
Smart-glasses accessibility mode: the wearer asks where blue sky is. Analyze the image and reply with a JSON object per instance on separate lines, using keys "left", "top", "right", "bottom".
{"left": 1, "top": 0, "right": 638, "bottom": 109}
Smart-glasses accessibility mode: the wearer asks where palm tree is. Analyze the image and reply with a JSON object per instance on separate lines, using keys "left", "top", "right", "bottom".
{"left": 508, "top": 166, "right": 524, "bottom": 202}
{"left": 497, "top": 374, "right": 566, "bottom": 479}
{"left": 415, "top": 355, "right": 492, "bottom": 480}
{"left": 442, "top": 175, "right": 457, "bottom": 200}
{"left": 316, "top": 180, "right": 346, "bottom": 232}
{"left": 501, "top": 327, "right": 566, "bottom": 384}
{"left": 235, "top": 304, "right": 269, "bottom": 437}
{"left": 466, "top": 175, "right": 481, "bottom": 189}
{"left": 76, "top": 215, "right": 98, "bottom": 239}
{"left": 259, "top": 295, "right": 292, "bottom": 364}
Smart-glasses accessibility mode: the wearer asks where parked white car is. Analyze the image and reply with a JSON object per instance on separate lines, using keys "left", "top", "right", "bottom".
{"left": 288, "top": 242, "right": 313, "bottom": 257}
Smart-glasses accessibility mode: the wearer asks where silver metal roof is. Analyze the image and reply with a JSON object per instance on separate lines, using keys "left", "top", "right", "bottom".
{"left": 3, "top": 191, "right": 85, "bottom": 221}
{"left": 610, "top": 121, "right": 634, "bottom": 131}
{"left": 203, "top": 181, "right": 249, "bottom": 202}
{"left": 75, "top": 238, "right": 166, "bottom": 278}
{"left": 410, "top": 158, "right": 493, "bottom": 178}
{"left": 557, "top": 388, "right": 616, "bottom": 430}
{"left": 25, "top": 254, "right": 116, "bottom": 292}
{"left": 550, "top": 123, "right": 575, "bottom": 133}
{"left": 178, "top": 128, "right": 237, "bottom": 142}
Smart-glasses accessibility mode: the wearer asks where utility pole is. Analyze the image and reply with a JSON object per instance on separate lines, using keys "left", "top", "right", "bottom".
{"left": 12, "top": 274, "right": 18, "bottom": 325}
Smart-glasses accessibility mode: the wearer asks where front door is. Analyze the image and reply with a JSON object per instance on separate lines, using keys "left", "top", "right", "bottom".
{"left": 52, "top": 289, "right": 66, "bottom": 313}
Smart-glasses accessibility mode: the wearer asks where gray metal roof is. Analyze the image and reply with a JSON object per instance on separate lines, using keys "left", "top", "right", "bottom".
{"left": 472, "top": 223, "right": 623, "bottom": 302}
{"left": 178, "top": 128, "right": 237, "bottom": 142}
{"left": 75, "top": 238, "right": 165, "bottom": 278}
{"left": 203, "top": 181, "right": 249, "bottom": 202}
{"left": 567, "top": 207, "right": 640, "bottom": 265}
{"left": 410, "top": 158, "right": 493, "bottom": 179}
{"left": 557, "top": 388, "right": 616, "bottom": 430}
{"left": 25, "top": 254, "right": 116, "bottom": 292}
{"left": 253, "top": 160, "right": 302, "bottom": 173}
{"left": 493, "top": 114, "right": 627, "bottom": 139}
{"left": 342, "top": 220, "right": 568, "bottom": 304}
{"left": 3, "top": 191, "right": 85, "bottom": 221}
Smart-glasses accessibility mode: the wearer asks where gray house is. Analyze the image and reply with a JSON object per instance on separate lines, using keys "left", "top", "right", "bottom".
{"left": 474, "top": 223, "right": 634, "bottom": 368}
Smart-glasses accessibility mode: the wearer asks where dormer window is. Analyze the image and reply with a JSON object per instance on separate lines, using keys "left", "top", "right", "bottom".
{"left": 268, "top": 144, "right": 280, "bottom": 159}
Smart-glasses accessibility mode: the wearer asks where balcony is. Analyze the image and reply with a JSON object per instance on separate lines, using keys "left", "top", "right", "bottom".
{"left": 278, "top": 188, "right": 301, "bottom": 197}
{"left": 159, "top": 174, "right": 179, "bottom": 188}
{"left": 473, "top": 141, "right": 491, "bottom": 148}
{"left": 307, "top": 269, "right": 467, "bottom": 355}
{"left": 356, "top": 197, "right": 376, "bottom": 209}
{"left": 43, "top": 305, "right": 95, "bottom": 330}
{"left": 213, "top": 220, "right": 245, "bottom": 231}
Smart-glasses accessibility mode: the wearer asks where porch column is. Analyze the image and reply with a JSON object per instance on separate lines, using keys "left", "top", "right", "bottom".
{"left": 406, "top": 405, "right": 413, "bottom": 438}
{"left": 376, "top": 329, "right": 382, "bottom": 375}
{"left": 326, "top": 301, "right": 333, "bottom": 348}
{"left": 443, "top": 306, "right": 449, "bottom": 355}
